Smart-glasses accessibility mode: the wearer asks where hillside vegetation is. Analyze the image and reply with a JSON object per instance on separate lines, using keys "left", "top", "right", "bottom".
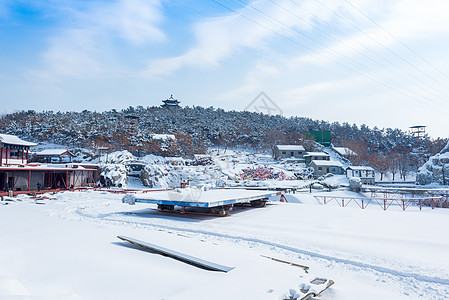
{"left": 1, "top": 106, "right": 446, "bottom": 179}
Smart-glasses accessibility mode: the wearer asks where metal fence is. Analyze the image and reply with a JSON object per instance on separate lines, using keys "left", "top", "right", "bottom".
{"left": 314, "top": 195, "right": 444, "bottom": 211}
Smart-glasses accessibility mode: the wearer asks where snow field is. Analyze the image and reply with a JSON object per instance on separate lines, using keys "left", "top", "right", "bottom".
{"left": 1, "top": 190, "right": 448, "bottom": 299}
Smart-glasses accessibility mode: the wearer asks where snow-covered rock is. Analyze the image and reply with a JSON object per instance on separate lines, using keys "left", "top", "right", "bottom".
{"left": 140, "top": 162, "right": 223, "bottom": 189}
{"left": 141, "top": 164, "right": 182, "bottom": 188}
{"left": 349, "top": 177, "right": 362, "bottom": 192}
{"left": 100, "top": 164, "right": 127, "bottom": 187}
{"left": 108, "top": 150, "right": 134, "bottom": 164}
{"left": 416, "top": 141, "right": 449, "bottom": 185}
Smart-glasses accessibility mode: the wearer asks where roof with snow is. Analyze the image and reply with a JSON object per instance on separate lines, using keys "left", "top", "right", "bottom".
{"left": 161, "top": 94, "right": 181, "bottom": 107}
{"left": 304, "top": 152, "right": 329, "bottom": 157}
{"left": 0, "top": 134, "right": 37, "bottom": 147}
{"left": 152, "top": 134, "right": 176, "bottom": 140}
{"left": 333, "top": 147, "right": 357, "bottom": 156}
{"left": 0, "top": 164, "right": 96, "bottom": 171}
{"left": 35, "top": 149, "right": 74, "bottom": 156}
{"left": 310, "top": 160, "right": 343, "bottom": 167}
{"left": 194, "top": 154, "right": 212, "bottom": 159}
{"left": 347, "top": 166, "right": 375, "bottom": 171}
{"left": 275, "top": 145, "right": 305, "bottom": 151}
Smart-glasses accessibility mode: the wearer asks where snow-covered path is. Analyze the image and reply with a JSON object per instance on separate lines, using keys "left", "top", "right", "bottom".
{"left": 1, "top": 190, "right": 449, "bottom": 299}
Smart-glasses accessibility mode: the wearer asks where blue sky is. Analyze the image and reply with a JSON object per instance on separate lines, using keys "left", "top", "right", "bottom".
{"left": 1, "top": 0, "right": 449, "bottom": 138}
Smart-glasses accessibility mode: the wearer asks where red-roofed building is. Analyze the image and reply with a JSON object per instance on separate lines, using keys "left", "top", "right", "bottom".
{"left": 0, "top": 134, "right": 97, "bottom": 193}
{"left": 0, "top": 134, "right": 37, "bottom": 166}
{"left": 33, "top": 149, "right": 75, "bottom": 164}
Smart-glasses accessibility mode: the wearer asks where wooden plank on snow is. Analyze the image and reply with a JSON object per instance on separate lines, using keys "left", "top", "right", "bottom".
{"left": 117, "top": 235, "right": 234, "bottom": 273}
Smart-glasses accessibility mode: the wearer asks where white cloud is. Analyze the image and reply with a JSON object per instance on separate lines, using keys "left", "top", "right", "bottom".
{"left": 142, "top": 0, "right": 400, "bottom": 78}
{"left": 33, "top": 0, "right": 165, "bottom": 80}
{"left": 42, "top": 29, "right": 102, "bottom": 78}
{"left": 282, "top": 81, "right": 340, "bottom": 103}
{"left": 217, "top": 61, "right": 280, "bottom": 104}
{"left": 293, "top": 0, "right": 449, "bottom": 68}
{"left": 387, "top": 0, "right": 449, "bottom": 36}
{"left": 90, "top": 0, "right": 165, "bottom": 45}
{"left": 142, "top": 0, "right": 339, "bottom": 78}
{"left": 143, "top": 13, "right": 256, "bottom": 78}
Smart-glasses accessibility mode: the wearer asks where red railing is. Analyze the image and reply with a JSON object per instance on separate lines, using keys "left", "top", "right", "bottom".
{"left": 0, "top": 187, "right": 173, "bottom": 199}
{"left": 314, "top": 195, "right": 444, "bottom": 211}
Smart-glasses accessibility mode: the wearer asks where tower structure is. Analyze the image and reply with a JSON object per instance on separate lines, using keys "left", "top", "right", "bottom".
{"left": 161, "top": 94, "right": 181, "bottom": 108}
{"left": 410, "top": 125, "right": 426, "bottom": 138}
{"left": 124, "top": 114, "right": 139, "bottom": 135}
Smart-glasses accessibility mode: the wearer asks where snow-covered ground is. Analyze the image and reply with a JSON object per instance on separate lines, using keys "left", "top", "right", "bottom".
{"left": 1, "top": 189, "right": 448, "bottom": 299}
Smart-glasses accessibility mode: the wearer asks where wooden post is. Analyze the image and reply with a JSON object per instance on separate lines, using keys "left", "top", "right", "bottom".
{"left": 28, "top": 170, "right": 31, "bottom": 191}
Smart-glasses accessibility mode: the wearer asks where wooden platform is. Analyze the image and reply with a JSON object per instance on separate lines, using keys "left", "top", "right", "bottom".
{"left": 117, "top": 235, "right": 234, "bottom": 272}
{"left": 123, "top": 188, "right": 280, "bottom": 208}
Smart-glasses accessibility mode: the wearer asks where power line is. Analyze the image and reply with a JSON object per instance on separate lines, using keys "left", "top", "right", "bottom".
{"left": 216, "top": 0, "right": 449, "bottom": 111}
{"left": 170, "top": 0, "right": 449, "bottom": 113}
{"left": 343, "top": 0, "right": 449, "bottom": 90}
{"left": 263, "top": 0, "right": 449, "bottom": 105}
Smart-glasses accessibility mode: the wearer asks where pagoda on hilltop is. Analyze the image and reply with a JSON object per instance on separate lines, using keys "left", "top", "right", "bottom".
{"left": 161, "top": 94, "right": 181, "bottom": 108}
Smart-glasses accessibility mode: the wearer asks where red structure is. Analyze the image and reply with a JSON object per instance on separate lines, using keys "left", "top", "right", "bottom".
{"left": 0, "top": 134, "right": 98, "bottom": 193}
{"left": 0, "top": 165, "right": 98, "bottom": 192}
{"left": 280, "top": 194, "right": 288, "bottom": 202}
{"left": 0, "top": 134, "right": 37, "bottom": 166}
{"left": 314, "top": 195, "right": 443, "bottom": 211}
{"left": 33, "top": 149, "right": 75, "bottom": 164}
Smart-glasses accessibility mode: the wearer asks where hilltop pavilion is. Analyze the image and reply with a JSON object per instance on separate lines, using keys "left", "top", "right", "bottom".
{"left": 161, "top": 95, "right": 181, "bottom": 108}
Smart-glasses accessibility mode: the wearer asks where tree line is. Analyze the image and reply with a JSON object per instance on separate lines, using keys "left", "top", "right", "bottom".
{"left": 0, "top": 106, "right": 446, "bottom": 176}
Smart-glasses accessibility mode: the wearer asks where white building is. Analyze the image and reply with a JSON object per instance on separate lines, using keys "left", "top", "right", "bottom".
{"left": 346, "top": 166, "right": 375, "bottom": 185}
{"left": 333, "top": 147, "right": 357, "bottom": 158}
{"left": 310, "top": 160, "right": 345, "bottom": 176}
{"left": 273, "top": 145, "right": 306, "bottom": 161}
{"left": 304, "top": 152, "right": 330, "bottom": 164}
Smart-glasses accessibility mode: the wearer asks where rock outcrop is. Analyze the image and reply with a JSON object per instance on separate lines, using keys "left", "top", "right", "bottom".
{"left": 416, "top": 142, "right": 449, "bottom": 185}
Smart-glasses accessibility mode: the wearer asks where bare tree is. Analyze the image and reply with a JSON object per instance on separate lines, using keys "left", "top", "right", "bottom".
{"left": 342, "top": 139, "right": 369, "bottom": 166}
{"left": 387, "top": 151, "right": 400, "bottom": 181}
{"left": 371, "top": 152, "right": 389, "bottom": 181}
